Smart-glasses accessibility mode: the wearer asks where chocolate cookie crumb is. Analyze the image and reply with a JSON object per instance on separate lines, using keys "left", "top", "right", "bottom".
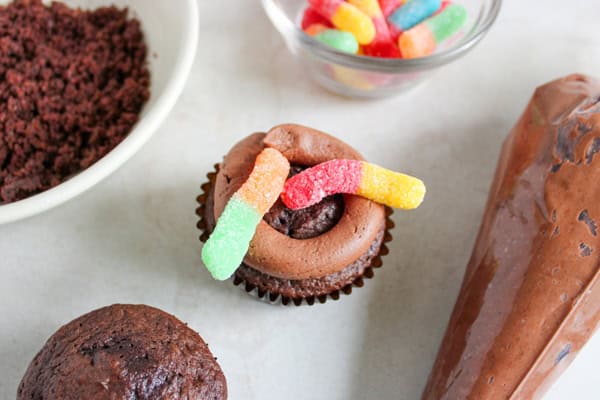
{"left": 0, "top": 0, "right": 150, "bottom": 204}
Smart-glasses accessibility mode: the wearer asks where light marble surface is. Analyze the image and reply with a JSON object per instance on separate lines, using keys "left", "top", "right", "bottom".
{"left": 1, "top": 1, "right": 599, "bottom": 399}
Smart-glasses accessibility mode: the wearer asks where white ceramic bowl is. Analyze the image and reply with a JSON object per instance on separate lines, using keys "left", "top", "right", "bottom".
{"left": 0, "top": 0, "right": 199, "bottom": 224}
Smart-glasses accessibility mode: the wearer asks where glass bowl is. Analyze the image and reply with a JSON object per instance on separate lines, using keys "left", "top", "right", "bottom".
{"left": 262, "top": 0, "right": 502, "bottom": 98}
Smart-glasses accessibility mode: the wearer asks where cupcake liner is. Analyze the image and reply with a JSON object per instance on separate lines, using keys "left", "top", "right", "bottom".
{"left": 197, "top": 164, "right": 395, "bottom": 306}
{"left": 195, "top": 164, "right": 218, "bottom": 243}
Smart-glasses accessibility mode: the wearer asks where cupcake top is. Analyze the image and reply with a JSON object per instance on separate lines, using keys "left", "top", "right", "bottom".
{"left": 18, "top": 304, "right": 227, "bottom": 400}
{"left": 212, "top": 124, "right": 386, "bottom": 280}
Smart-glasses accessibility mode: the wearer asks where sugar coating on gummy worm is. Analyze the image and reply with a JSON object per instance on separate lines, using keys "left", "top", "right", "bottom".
{"left": 202, "top": 148, "right": 290, "bottom": 280}
{"left": 399, "top": 3, "right": 467, "bottom": 58}
{"left": 309, "top": 0, "right": 376, "bottom": 45}
{"left": 281, "top": 159, "right": 426, "bottom": 210}
{"left": 379, "top": 0, "right": 404, "bottom": 18}
{"left": 388, "top": 0, "right": 441, "bottom": 32}
{"left": 301, "top": 7, "right": 333, "bottom": 29}
{"left": 302, "top": 0, "right": 466, "bottom": 59}
{"left": 348, "top": 0, "right": 400, "bottom": 58}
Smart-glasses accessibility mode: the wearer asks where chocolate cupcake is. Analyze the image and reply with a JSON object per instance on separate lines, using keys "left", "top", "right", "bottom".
{"left": 197, "top": 124, "right": 396, "bottom": 306}
{"left": 18, "top": 304, "right": 227, "bottom": 400}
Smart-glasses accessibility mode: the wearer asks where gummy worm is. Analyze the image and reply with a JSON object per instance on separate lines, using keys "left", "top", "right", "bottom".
{"left": 202, "top": 148, "right": 290, "bottom": 280}
{"left": 281, "top": 159, "right": 426, "bottom": 210}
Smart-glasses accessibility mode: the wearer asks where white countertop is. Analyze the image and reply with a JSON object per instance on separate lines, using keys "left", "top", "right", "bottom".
{"left": 1, "top": 0, "right": 599, "bottom": 399}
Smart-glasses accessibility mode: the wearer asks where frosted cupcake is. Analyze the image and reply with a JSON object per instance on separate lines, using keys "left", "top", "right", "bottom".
{"left": 197, "top": 124, "right": 424, "bottom": 305}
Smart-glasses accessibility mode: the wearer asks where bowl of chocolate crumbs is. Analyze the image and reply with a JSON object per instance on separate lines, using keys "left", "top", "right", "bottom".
{"left": 0, "top": 0, "right": 198, "bottom": 223}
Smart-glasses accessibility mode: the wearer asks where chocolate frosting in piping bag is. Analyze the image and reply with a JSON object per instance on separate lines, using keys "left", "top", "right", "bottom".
{"left": 422, "top": 74, "right": 600, "bottom": 400}
{"left": 213, "top": 124, "right": 386, "bottom": 281}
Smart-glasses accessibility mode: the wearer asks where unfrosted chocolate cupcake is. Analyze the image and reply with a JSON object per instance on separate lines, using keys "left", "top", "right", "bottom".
{"left": 17, "top": 304, "right": 227, "bottom": 400}
{"left": 197, "top": 124, "right": 394, "bottom": 305}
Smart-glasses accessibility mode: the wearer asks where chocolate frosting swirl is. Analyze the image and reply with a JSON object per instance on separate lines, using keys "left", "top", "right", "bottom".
{"left": 212, "top": 124, "right": 386, "bottom": 280}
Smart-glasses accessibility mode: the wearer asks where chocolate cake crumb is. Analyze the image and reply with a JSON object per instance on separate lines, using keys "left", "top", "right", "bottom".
{"left": 263, "top": 166, "right": 344, "bottom": 239}
{"left": 0, "top": 0, "right": 150, "bottom": 204}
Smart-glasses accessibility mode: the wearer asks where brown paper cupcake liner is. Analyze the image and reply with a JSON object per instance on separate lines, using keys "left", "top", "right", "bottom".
{"left": 196, "top": 164, "right": 395, "bottom": 306}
